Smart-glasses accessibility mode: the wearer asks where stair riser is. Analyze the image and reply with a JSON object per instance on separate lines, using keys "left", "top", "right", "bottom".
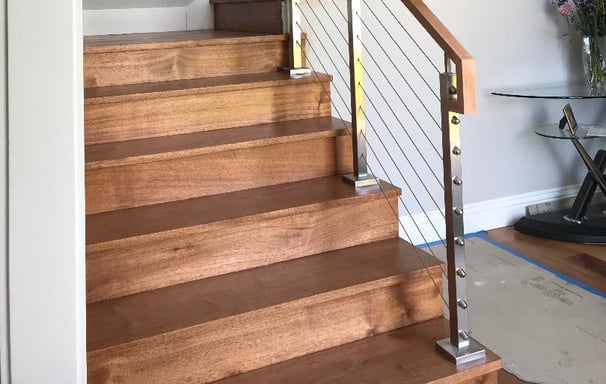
{"left": 85, "top": 40, "right": 290, "bottom": 88}
{"left": 86, "top": 135, "right": 352, "bottom": 214}
{"left": 87, "top": 195, "right": 399, "bottom": 303}
{"left": 85, "top": 80, "right": 331, "bottom": 145}
{"left": 87, "top": 270, "right": 443, "bottom": 384}
{"left": 214, "top": 1, "right": 283, "bottom": 34}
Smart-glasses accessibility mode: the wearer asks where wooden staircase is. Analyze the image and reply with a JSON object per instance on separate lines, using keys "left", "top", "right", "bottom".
{"left": 84, "top": 5, "right": 501, "bottom": 383}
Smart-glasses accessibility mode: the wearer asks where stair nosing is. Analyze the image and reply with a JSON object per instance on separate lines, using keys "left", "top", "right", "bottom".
{"left": 84, "top": 30, "right": 288, "bottom": 54}
{"left": 86, "top": 237, "right": 443, "bottom": 352}
{"left": 86, "top": 177, "right": 400, "bottom": 251}
{"left": 85, "top": 117, "right": 350, "bottom": 170}
{"left": 84, "top": 72, "right": 332, "bottom": 105}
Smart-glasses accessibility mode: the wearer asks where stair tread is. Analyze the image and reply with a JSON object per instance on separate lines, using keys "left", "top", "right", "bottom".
{"left": 86, "top": 176, "right": 399, "bottom": 247}
{"left": 84, "top": 29, "right": 287, "bottom": 53}
{"left": 214, "top": 318, "right": 502, "bottom": 384}
{"left": 87, "top": 237, "right": 442, "bottom": 352}
{"left": 84, "top": 72, "right": 331, "bottom": 104}
{"left": 86, "top": 117, "right": 349, "bottom": 169}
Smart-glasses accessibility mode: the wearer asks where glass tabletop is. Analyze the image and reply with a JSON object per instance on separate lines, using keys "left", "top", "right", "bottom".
{"left": 492, "top": 84, "right": 606, "bottom": 99}
{"left": 535, "top": 124, "right": 606, "bottom": 139}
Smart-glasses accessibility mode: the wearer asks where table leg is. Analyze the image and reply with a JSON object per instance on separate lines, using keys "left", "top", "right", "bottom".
{"left": 570, "top": 139, "right": 606, "bottom": 195}
{"left": 567, "top": 149, "right": 606, "bottom": 221}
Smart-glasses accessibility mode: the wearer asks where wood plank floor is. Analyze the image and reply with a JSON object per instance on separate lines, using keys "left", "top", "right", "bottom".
{"left": 488, "top": 225, "right": 606, "bottom": 384}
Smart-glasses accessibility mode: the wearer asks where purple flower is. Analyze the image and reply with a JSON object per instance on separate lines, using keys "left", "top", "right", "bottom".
{"left": 560, "top": 2, "right": 576, "bottom": 17}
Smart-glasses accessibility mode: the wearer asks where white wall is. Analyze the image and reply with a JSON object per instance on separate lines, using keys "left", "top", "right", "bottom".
{"left": 83, "top": 0, "right": 213, "bottom": 35}
{"left": 0, "top": 0, "right": 8, "bottom": 382}
{"left": 426, "top": 0, "right": 605, "bottom": 202}
{"left": 7, "top": 0, "right": 86, "bottom": 382}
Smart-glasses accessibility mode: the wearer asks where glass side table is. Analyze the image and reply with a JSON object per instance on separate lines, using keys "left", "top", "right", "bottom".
{"left": 492, "top": 85, "right": 606, "bottom": 243}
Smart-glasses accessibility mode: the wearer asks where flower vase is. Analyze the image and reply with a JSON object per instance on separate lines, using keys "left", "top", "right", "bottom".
{"left": 582, "top": 35, "right": 606, "bottom": 89}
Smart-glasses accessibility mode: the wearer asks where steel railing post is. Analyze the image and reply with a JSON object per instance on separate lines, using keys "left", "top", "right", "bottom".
{"left": 343, "top": 0, "right": 377, "bottom": 188}
{"left": 285, "top": 0, "right": 311, "bottom": 77}
{"left": 435, "top": 60, "right": 486, "bottom": 365}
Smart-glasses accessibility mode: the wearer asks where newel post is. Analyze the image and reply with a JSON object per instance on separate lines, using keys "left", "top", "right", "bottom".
{"left": 435, "top": 59, "right": 486, "bottom": 365}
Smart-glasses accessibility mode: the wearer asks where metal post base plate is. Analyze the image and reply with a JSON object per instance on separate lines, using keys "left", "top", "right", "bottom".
{"left": 283, "top": 67, "right": 312, "bottom": 78}
{"left": 436, "top": 337, "right": 486, "bottom": 365}
{"left": 343, "top": 173, "right": 379, "bottom": 188}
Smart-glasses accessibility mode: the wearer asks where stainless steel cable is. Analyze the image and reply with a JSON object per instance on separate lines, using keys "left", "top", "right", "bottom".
{"left": 314, "top": 0, "right": 442, "bottom": 145}
{"left": 358, "top": 59, "right": 444, "bottom": 186}
{"left": 358, "top": 104, "right": 447, "bottom": 247}
{"left": 360, "top": 0, "right": 440, "bottom": 100}
{"left": 300, "top": 19, "right": 448, "bottom": 251}
{"left": 298, "top": 27, "right": 352, "bottom": 114}
{"left": 375, "top": 0, "right": 440, "bottom": 73}
{"left": 300, "top": 5, "right": 443, "bottom": 174}
{"left": 359, "top": 82, "right": 446, "bottom": 218}
{"left": 296, "top": 10, "right": 351, "bottom": 103}
{"left": 299, "top": 41, "right": 449, "bottom": 307}
{"left": 358, "top": 13, "right": 441, "bottom": 128}
{"left": 297, "top": 3, "right": 350, "bottom": 69}
{"left": 325, "top": 0, "right": 440, "bottom": 101}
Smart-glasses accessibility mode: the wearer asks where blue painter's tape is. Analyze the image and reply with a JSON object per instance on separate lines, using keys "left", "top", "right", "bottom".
{"left": 472, "top": 232, "right": 606, "bottom": 300}
{"left": 414, "top": 230, "right": 606, "bottom": 299}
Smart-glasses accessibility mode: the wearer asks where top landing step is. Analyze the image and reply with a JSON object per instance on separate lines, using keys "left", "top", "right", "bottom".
{"left": 84, "top": 30, "right": 288, "bottom": 53}
{"left": 84, "top": 30, "right": 296, "bottom": 87}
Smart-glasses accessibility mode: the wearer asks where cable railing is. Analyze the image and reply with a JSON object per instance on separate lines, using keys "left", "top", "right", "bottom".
{"left": 285, "top": 0, "right": 484, "bottom": 365}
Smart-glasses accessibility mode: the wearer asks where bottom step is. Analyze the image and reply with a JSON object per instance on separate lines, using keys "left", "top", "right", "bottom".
{"left": 217, "top": 318, "right": 502, "bottom": 384}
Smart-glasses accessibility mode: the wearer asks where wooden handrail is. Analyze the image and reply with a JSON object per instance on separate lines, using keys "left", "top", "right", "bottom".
{"left": 401, "top": 0, "right": 476, "bottom": 114}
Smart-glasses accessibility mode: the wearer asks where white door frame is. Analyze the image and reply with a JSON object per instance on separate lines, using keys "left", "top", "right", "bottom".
{"left": 6, "top": 0, "right": 86, "bottom": 382}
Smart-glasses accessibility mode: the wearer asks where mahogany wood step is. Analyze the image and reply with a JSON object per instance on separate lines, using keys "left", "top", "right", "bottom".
{"left": 215, "top": 318, "right": 502, "bottom": 384}
{"left": 86, "top": 176, "right": 400, "bottom": 302}
{"left": 211, "top": 0, "right": 283, "bottom": 34}
{"left": 85, "top": 118, "right": 352, "bottom": 214}
{"left": 84, "top": 31, "right": 294, "bottom": 87}
{"left": 87, "top": 238, "right": 445, "bottom": 383}
{"left": 84, "top": 72, "right": 331, "bottom": 145}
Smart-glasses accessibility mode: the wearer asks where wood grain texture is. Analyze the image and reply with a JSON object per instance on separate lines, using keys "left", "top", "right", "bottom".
{"left": 214, "top": 318, "right": 501, "bottom": 384}
{"left": 87, "top": 176, "right": 398, "bottom": 247}
{"left": 88, "top": 237, "right": 442, "bottom": 350}
{"left": 487, "top": 226, "right": 606, "bottom": 294}
{"left": 87, "top": 188, "right": 399, "bottom": 302}
{"left": 214, "top": 1, "right": 283, "bottom": 34}
{"left": 459, "top": 372, "right": 498, "bottom": 384}
{"left": 85, "top": 38, "right": 288, "bottom": 87}
{"left": 84, "top": 72, "right": 328, "bottom": 104}
{"left": 85, "top": 73, "right": 332, "bottom": 144}
{"left": 401, "top": 0, "right": 475, "bottom": 114}
{"left": 86, "top": 134, "right": 351, "bottom": 214}
{"left": 87, "top": 267, "right": 444, "bottom": 383}
{"left": 84, "top": 30, "right": 284, "bottom": 53}
{"left": 86, "top": 117, "right": 350, "bottom": 169}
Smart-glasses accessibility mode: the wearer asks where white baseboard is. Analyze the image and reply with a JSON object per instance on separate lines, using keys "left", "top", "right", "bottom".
{"left": 399, "top": 184, "right": 583, "bottom": 246}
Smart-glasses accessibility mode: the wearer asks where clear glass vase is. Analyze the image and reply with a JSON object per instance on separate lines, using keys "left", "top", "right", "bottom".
{"left": 582, "top": 35, "right": 606, "bottom": 89}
